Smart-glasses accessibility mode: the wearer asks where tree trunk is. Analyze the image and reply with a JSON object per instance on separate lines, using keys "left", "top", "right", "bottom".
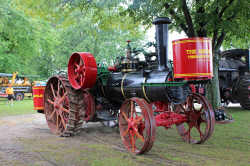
{"left": 207, "top": 51, "right": 221, "bottom": 109}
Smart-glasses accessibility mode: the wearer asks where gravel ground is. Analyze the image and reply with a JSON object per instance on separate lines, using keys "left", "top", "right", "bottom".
{"left": 0, "top": 114, "right": 54, "bottom": 166}
{"left": 0, "top": 114, "right": 122, "bottom": 166}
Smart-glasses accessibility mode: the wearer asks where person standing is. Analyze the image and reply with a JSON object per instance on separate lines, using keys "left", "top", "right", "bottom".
{"left": 6, "top": 84, "right": 14, "bottom": 106}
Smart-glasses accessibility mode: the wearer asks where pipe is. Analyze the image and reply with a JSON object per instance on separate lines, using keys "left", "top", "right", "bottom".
{"left": 153, "top": 17, "right": 171, "bottom": 71}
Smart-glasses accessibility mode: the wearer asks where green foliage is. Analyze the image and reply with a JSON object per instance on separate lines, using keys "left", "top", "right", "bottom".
{"left": 0, "top": 0, "right": 145, "bottom": 78}
{"left": 42, "top": 0, "right": 146, "bottom": 69}
{"left": 0, "top": 0, "right": 59, "bottom": 78}
{"left": 0, "top": 1, "right": 35, "bottom": 73}
{"left": 123, "top": 0, "right": 249, "bottom": 50}
{"left": 54, "top": 9, "right": 145, "bottom": 69}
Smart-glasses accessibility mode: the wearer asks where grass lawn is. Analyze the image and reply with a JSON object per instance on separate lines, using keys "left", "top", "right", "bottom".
{"left": 19, "top": 107, "right": 250, "bottom": 166}
{"left": 150, "top": 107, "right": 250, "bottom": 166}
{"left": 0, "top": 97, "right": 249, "bottom": 166}
{"left": 0, "top": 98, "right": 35, "bottom": 117}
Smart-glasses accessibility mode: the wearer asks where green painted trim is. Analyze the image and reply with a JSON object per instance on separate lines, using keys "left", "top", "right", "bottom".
{"left": 97, "top": 67, "right": 110, "bottom": 86}
{"left": 142, "top": 81, "right": 187, "bottom": 87}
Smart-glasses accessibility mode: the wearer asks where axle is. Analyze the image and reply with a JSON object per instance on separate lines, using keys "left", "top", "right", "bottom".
{"left": 155, "top": 112, "right": 187, "bottom": 129}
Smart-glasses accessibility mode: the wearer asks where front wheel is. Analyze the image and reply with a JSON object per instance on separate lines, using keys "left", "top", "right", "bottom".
{"left": 119, "top": 98, "right": 156, "bottom": 155}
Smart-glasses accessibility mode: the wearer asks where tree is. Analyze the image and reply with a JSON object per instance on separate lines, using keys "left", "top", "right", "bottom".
{"left": 10, "top": 0, "right": 146, "bottom": 77}
{"left": 0, "top": 0, "right": 37, "bottom": 74}
{"left": 53, "top": 9, "right": 145, "bottom": 70}
{"left": 121, "top": 0, "right": 249, "bottom": 108}
{"left": 0, "top": 0, "right": 60, "bottom": 79}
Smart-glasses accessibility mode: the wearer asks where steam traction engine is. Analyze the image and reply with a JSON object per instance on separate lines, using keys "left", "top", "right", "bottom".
{"left": 43, "top": 17, "right": 215, "bottom": 154}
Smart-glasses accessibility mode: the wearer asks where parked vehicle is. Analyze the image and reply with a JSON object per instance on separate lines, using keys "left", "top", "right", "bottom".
{"left": 0, "top": 72, "right": 38, "bottom": 100}
{"left": 219, "top": 49, "right": 250, "bottom": 109}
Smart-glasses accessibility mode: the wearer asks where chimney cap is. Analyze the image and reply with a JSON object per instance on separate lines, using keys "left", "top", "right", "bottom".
{"left": 153, "top": 17, "right": 171, "bottom": 25}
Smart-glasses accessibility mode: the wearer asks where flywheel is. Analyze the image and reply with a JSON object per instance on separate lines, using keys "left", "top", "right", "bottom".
{"left": 68, "top": 52, "right": 97, "bottom": 90}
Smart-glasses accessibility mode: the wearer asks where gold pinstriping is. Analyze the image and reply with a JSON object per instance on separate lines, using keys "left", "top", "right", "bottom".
{"left": 142, "top": 77, "right": 150, "bottom": 102}
{"left": 121, "top": 74, "right": 127, "bottom": 99}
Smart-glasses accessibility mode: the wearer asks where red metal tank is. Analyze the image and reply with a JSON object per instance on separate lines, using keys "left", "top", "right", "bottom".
{"left": 33, "top": 86, "right": 45, "bottom": 111}
{"left": 172, "top": 37, "right": 213, "bottom": 80}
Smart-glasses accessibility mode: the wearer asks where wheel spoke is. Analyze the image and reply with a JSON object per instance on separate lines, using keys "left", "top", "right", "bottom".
{"left": 180, "top": 104, "right": 187, "bottom": 112}
{"left": 130, "top": 100, "right": 135, "bottom": 117}
{"left": 200, "top": 112, "right": 207, "bottom": 122}
{"left": 50, "top": 84, "right": 56, "bottom": 98}
{"left": 195, "top": 123, "right": 204, "bottom": 139}
{"left": 58, "top": 112, "right": 66, "bottom": 129}
{"left": 132, "top": 127, "right": 144, "bottom": 142}
{"left": 188, "top": 97, "right": 194, "bottom": 110}
{"left": 60, "top": 106, "right": 70, "bottom": 113}
{"left": 81, "top": 74, "right": 85, "bottom": 83}
{"left": 58, "top": 118, "right": 62, "bottom": 129}
{"left": 122, "top": 127, "right": 129, "bottom": 137}
{"left": 130, "top": 131, "right": 135, "bottom": 153}
{"left": 74, "top": 63, "right": 79, "bottom": 70}
{"left": 121, "top": 111, "right": 129, "bottom": 122}
{"left": 57, "top": 81, "right": 60, "bottom": 97}
{"left": 59, "top": 92, "right": 68, "bottom": 104}
{"left": 134, "top": 116, "right": 143, "bottom": 124}
{"left": 48, "top": 110, "right": 56, "bottom": 120}
{"left": 47, "top": 99, "right": 54, "bottom": 105}
{"left": 79, "top": 65, "right": 85, "bottom": 71}
{"left": 79, "top": 75, "right": 83, "bottom": 87}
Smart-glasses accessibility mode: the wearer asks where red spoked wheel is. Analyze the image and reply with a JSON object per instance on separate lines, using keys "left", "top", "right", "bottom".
{"left": 82, "top": 90, "right": 95, "bottom": 121}
{"left": 68, "top": 52, "right": 97, "bottom": 90}
{"left": 44, "top": 76, "right": 83, "bottom": 136}
{"left": 119, "top": 98, "right": 156, "bottom": 155}
{"left": 175, "top": 93, "right": 215, "bottom": 144}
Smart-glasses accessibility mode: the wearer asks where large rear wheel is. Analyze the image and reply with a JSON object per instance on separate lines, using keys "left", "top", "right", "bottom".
{"left": 81, "top": 90, "right": 95, "bottom": 122}
{"left": 44, "top": 76, "right": 83, "bottom": 136}
{"left": 236, "top": 75, "right": 250, "bottom": 110}
{"left": 175, "top": 93, "right": 215, "bottom": 144}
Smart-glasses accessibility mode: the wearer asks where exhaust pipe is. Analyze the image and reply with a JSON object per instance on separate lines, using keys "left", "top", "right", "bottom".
{"left": 153, "top": 17, "right": 171, "bottom": 71}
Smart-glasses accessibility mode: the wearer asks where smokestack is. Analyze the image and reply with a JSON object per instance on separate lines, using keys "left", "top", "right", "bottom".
{"left": 153, "top": 17, "right": 171, "bottom": 71}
